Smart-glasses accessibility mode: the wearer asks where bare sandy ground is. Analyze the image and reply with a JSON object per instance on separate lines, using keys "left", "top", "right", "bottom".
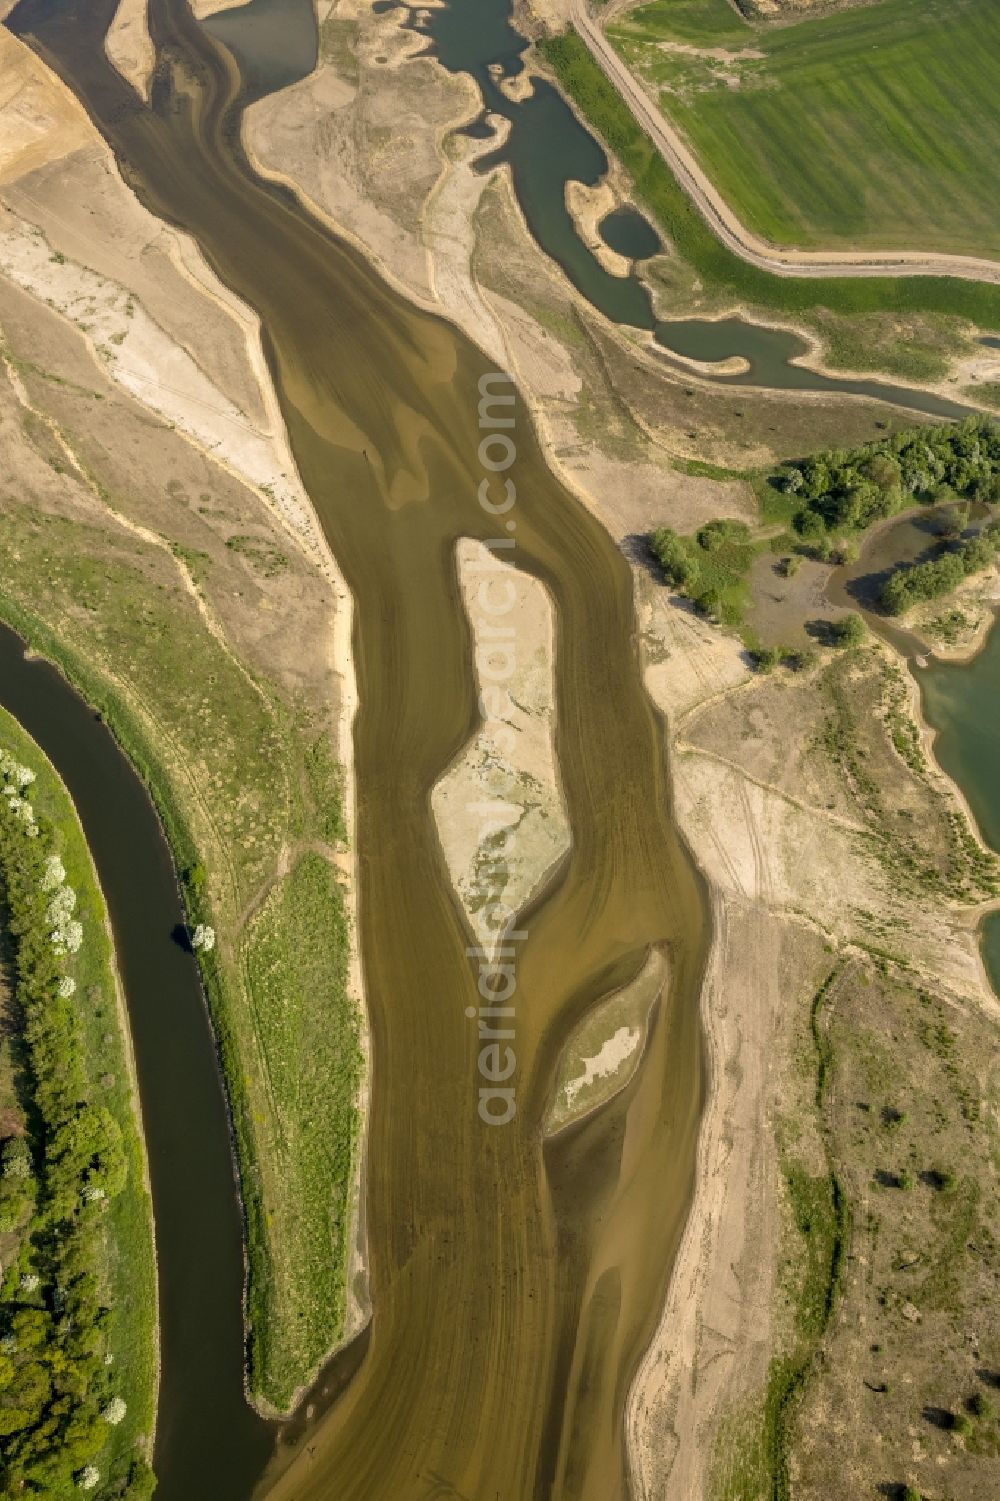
{"left": 191, "top": 0, "right": 246, "bottom": 13}
{"left": 565, "top": 176, "right": 630, "bottom": 277}
{"left": 624, "top": 581, "right": 997, "bottom": 1498}
{"left": 105, "top": 0, "right": 154, "bottom": 101}
{"left": 567, "top": 0, "right": 1000, "bottom": 284}
{"left": 432, "top": 539, "right": 569, "bottom": 956}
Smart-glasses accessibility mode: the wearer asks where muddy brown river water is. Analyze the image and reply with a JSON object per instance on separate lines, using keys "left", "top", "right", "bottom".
{"left": 6, "top": 1, "right": 710, "bottom": 1497}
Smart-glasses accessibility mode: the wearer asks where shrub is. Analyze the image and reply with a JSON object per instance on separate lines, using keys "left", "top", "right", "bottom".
{"left": 832, "top": 613, "right": 867, "bottom": 648}
{"left": 750, "top": 646, "right": 783, "bottom": 673}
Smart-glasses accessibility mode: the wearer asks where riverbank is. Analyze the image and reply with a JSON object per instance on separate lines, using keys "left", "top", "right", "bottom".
{"left": 0, "top": 704, "right": 157, "bottom": 1497}
{"left": 0, "top": 28, "right": 371, "bottom": 1432}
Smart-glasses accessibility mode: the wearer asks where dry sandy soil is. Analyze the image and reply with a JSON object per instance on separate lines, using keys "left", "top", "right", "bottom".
{"left": 105, "top": 0, "right": 154, "bottom": 100}
{"left": 432, "top": 539, "right": 569, "bottom": 956}
{"left": 626, "top": 580, "right": 1000, "bottom": 1499}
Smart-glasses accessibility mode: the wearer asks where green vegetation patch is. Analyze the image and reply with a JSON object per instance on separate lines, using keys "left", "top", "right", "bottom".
{"left": 243, "top": 853, "right": 361, "bottom": 1410}
{"left": 649, "top": 516, "right": 757, "bottom": 623}
{"left": 538, "top": 30, "right": 1000, "bottom": 330}
{"left": 610, "top": 0, "right": 1000, "bottom": 259}
{"left": 0, "top": 713, "right": 155, "bottom": 1499}
{"left": 775, "top": 416, "right": 1000, "bottom": 546}
{"left": 881, "top": 526, "right": 1000, "bottom": 613}
{"left": 0, "top": 503, "right": 355, "bottom": 1411}
{"left": 711, "top": 970, "right": 849, "bottom": 1501}
{"left": 224, "top": 534, "right": 289, "bottom": 578}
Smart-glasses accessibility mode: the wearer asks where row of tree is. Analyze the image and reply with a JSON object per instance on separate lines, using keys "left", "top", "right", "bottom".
{"left": 881, "top": 526, "right": 1000, "bottom": 615}
{"left": 0, "top": 762, "right": 152, "bottom": 1498}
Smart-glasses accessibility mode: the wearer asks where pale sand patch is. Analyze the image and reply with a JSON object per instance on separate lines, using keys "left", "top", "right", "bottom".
{"left": 487, "top": 61, "right": 537, "bottom": 104}
{"left": 432, "top": 539, "right": 569, "bottom": 955}
{"left": 0, "top": 204, "right": 323, "bottom": 560}
{"left": 0, "top": 30, "right": 92, "bottom": 182}
{"left": 565, "top": 177, "right": 630, "bottom": 278}
{"left": 244, "top": 0, "right": 477, "bottom": 310}
{"left": 106, "top": 0, "right": 155, "bottom": 102}
{"left": 423, "top": 118, "right": 513, "bottom": 368}
{"left": 547, "top": 948, "right": 668, "bottom": 1132}
{"left": 565, "top": 1026, "right": 641, "bottom": 1107}
{"left": 949, "top": 343, "right": 1000, "bottom": 389}
{"left": 190, "top": 0, "right": 246, "bottom": 14}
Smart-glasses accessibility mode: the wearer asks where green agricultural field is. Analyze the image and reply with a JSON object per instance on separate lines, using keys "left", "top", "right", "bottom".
{"left": 610, "top": 0, "right": 1000, "bottom": 257}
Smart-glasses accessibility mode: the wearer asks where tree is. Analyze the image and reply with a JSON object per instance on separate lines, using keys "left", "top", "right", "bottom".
{"left": 832, "top": 613, "right": 867, "bottom": 648}
{"left": 649, "top": 528, "right": 699, "bottom": 591}
{"left": 192, "top": 923, "right": 216, "bottom": 953}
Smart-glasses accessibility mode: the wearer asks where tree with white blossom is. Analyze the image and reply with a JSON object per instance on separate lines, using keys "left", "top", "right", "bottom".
{"left": 191, "top": 924, "right": 216, "bottom": 952}
{"left": 102, "top": 1396, "right": 126, "bottom": 1426}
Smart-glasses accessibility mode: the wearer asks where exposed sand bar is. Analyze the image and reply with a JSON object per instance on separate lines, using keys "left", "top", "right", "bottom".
{"left": 106, "top": 0, "right": 154, "bottom": 101}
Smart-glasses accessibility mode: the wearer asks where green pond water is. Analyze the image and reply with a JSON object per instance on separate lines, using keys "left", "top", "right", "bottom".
{"left": 921, "top": 624, "right": 1000, "bottom": 995}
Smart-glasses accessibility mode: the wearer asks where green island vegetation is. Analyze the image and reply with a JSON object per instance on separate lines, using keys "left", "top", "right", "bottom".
{"left": 650, "top": 418, "right": 1000, "bottom": 654}
{"left": 608, "top": 0, "right": 1000, "bottom": 260}
{"left": 0, "top": 711, "right": 155, "bottom": 1498}
{"left": 537, "top": 28, "right": 1000, "bottom": 382}
{"left": 773, "top": 414, "right": 1000, "bottom": 540}
{"left": 0, "top": 493, "right": 359, "bottom": 1414}
{"left": 881, "top": 529, "right": 1000, "bottom": 614}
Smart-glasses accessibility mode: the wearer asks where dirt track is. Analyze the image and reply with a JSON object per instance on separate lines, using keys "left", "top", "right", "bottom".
{"left": 570, "top": 2, "right": 1000, "bottom": 286}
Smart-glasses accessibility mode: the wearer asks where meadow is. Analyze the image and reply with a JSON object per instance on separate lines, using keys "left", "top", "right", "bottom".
{"left": 610, "top": 0, "right": 1000, "bottom": 257}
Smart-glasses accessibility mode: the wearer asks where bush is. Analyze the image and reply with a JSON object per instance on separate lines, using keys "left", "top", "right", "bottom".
{"left": 650, "top": 527, "right": 700, "bottom": 590}
{"left": 750, "top": 646, "right": 783, "bottom": 674}
{"left": 832, "top": 613, "right": 867, "bottom": 648}
{"left": 649, "top": 517, "right": 757, "bottom": 626}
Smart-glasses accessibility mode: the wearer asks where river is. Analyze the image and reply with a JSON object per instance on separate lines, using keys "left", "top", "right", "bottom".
{"left": 0, "top": 623, "right": 274, "bottom": 1498}
{"left": 6, "top": 2, "right": 710, "bottom": 1498}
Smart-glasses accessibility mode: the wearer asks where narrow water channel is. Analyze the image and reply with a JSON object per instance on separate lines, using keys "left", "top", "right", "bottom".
{"left": 0, "top": 624, "right": 274, "bottom": 1499}
{"left": 205, "top": 0, "right": 974, "bottom": 418}
{"left": 7, "top": 3, "right": 710, "bottom": 1498}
